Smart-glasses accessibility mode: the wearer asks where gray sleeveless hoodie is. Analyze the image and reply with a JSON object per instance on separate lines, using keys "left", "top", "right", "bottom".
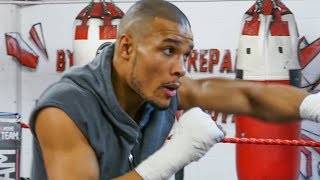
{"left": 29, "top": 44, "right": 178, "bottom": 179}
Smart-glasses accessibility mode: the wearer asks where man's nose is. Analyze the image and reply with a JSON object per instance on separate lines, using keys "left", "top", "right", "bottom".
{"left": 171, "top": 56, "right": 187, "bottom": 78}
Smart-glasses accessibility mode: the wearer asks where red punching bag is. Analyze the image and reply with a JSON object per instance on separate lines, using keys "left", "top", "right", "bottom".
{"left": 235, "top": 0, "right": 301, "bottom": 179}
{"left": 73, "top": 0, "right": 124, "bottom": 66}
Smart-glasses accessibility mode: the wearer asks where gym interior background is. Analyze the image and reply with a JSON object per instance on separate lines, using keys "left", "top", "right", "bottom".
{"left": 0, "top": 0, "right": 319, "bottom": 179}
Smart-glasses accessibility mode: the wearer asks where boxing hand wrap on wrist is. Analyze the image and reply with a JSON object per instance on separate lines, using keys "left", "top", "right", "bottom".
{"left": 300, "top": 92, "right": 320, "bottom": 123}
{"left": 135, "top": 107, "right": 225, "bottom": 180}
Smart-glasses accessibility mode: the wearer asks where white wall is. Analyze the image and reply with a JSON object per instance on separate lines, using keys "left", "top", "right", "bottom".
{"left": 0, "top": 4, "right": 20, "bottom": 113}
{"left": 0, "top": 0, "right": 320, "bottom": 179}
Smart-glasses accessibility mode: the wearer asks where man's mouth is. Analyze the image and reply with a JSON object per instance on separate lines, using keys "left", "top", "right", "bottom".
{"left": 162, "top": 82, "right": 180, "bottom": 97}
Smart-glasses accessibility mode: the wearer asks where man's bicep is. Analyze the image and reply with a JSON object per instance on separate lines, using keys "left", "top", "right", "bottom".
{"left": 178, "top": 77, "right": 252, "bottom": 114}
{"left": 35, "top": 107, "right": 99, "bottom": 180}
{"left": 178, "top": 76, "right": 232, "bottom": 110}
{"left": 178, "top": 76, "right": 199, "bottom": 110}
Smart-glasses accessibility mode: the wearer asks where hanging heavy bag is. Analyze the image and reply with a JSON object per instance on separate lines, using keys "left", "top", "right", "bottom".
{"left": 73, "top": 0, "right": 124, "bottom": 66}
{"left": 235, "top": 0, "right": 301, "bottom": 179}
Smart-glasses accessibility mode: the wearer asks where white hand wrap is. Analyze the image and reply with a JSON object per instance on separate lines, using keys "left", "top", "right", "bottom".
{"left": 135, "top": 107, "right": 225, "bottom": 180}
{"left": 300, "top": 92, "right": 320, "bottom": 123}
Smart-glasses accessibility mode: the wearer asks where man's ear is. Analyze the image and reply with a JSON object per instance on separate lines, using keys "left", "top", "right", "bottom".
{"left": 117, "top": 34, "right": 133, "bottom": 60}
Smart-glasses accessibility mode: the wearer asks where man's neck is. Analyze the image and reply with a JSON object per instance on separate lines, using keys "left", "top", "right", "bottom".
{"left": 111, "top": 61, "right": 145, "bottom": 123}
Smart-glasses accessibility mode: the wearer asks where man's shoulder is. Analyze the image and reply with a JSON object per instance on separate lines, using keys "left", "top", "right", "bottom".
{"left": 34, "top": 79, "right": 100, "bottom": 115}
{"left": 29, "top": 79, "right": 100, "bottom": 132}
{"left": 39, "top": 79, "right": 90, "bottom": 101}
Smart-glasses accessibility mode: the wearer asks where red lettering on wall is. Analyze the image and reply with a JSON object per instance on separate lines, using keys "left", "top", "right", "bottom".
{"left": 221, "top": 113, "right": 228, "bottom": 123}
{"left": 66, "top": 50, "right": 74, "bottom": 67}
{"left": 220, "top": 50, "right": 233, "bottom": 73}
{"left": 179, "top": 110, "right": 234, "bottom": 124}
{"left": 199, "top": 50, "right": 208, "bottom": 72}
{"left": 208, "top": 111, "right": 230, "bottom": 124}
{"left": 209, "top": 49, "right": 220, "bottom": 73}
{"left": 210, "top": 111, "right": 219, "bottom": 121}
{"left": 56, "top": 50, "right": 65, "bottom": 72}
{"left": 185, "top": 48, "right": 235, "bottom": 74}
{"left": 187, "top": 50, "right": 198, "bottom": 72}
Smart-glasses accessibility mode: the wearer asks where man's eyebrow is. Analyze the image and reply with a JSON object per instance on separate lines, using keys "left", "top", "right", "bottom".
{"left": 163, "top": 38, "right": 194, "bottom": 50}
{"left": 163, "top": 38, "right": 181, "bottom": 45}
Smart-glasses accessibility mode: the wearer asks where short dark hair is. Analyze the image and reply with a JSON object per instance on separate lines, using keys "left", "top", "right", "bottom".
{"left": 117, "top": 0, "right": 191, "bottom": 37}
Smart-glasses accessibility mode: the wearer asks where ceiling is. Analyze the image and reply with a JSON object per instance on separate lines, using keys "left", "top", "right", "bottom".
{"left": 0, "top": 0, "right": 263, "bottom": 2}
{"left": 0, "top": 0, "right": 302, "bottom": 5}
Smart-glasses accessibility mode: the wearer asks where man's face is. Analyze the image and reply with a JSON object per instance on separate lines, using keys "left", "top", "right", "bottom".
{"left": 128, "top": 17, "right": 194, "bottom": 109}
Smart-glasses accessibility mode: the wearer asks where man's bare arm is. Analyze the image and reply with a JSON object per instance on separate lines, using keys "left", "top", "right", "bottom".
{"left": 35, "top": 107, "right": 225, "bottom": 180}
{"left": 35, "top": 107, "right": 143, "bottom": 180}
{"left": 178, "top": 76, "right": 310, "bottom": 122}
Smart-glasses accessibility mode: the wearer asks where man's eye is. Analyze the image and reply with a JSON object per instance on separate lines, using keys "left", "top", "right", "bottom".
{"left": 164, "top": 48, "right": 175, "bottom": 55}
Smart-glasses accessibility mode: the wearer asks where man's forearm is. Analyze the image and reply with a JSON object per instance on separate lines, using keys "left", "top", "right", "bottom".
{"left": 246, "top": 83, "right": 310, "bottom": 122}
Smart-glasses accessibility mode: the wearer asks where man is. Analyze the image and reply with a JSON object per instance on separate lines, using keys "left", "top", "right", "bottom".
{"left": 30, "top": 0, "right": 320, "bottom": 180}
